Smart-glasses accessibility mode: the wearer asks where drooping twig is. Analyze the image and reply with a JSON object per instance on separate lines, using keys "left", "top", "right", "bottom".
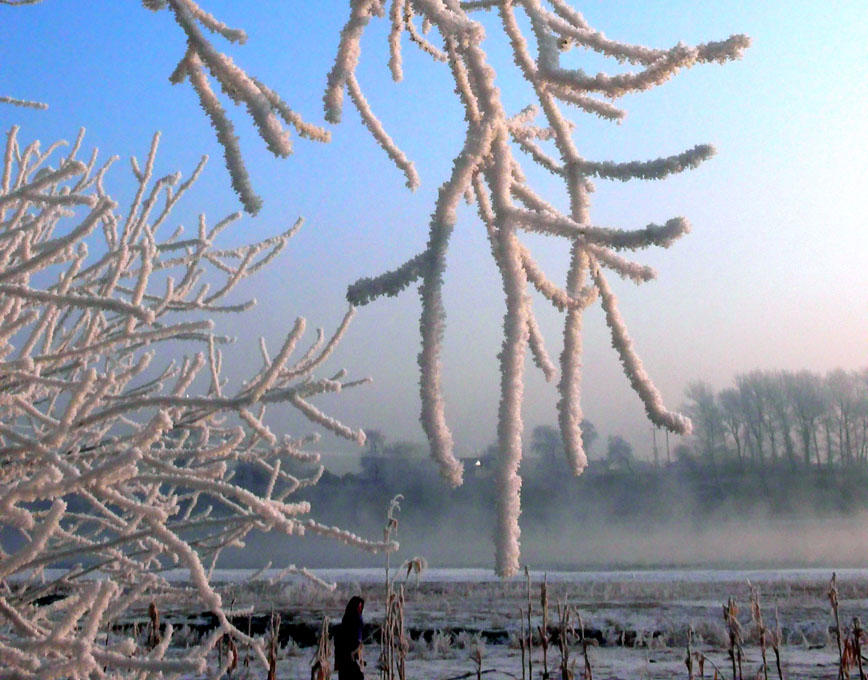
{"left": 326, "top": 0, "right": 749, "bottom": 576}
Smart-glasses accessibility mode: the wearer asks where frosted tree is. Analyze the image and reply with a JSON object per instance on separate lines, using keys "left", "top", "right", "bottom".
{"left": 327, "top": 0, "right": 749, "bottom": 576}
{"left": 0, "top": 127, "right": 394, "bottom": 679}
{"left": 2, "top": 0, "right": 329, "bottom": 215}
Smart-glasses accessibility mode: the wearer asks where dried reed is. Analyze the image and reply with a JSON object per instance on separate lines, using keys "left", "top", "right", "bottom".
{"left": 147, "top": 601, "right": 160, "bottom": 650}
{"left": 556, "top": 598, "right": 577, "bottom": 680}
{"left": 310, "top": 615, "right": 332, "bottom": 680}
{"left": 540, "top": 574, "right": 550, "bottom": 680}
{"left": 380, "top": 496, "right": 409, "bottom": 680}
{"left": 245, "top": 613, "right": 252, "bottom": 669}
{"left": 853, "top": 617, "right": 866, "bottom": 680}
{"left": 379, "top": 586, "right": 407, "bottom": 680}
{"left": 224, "top": 635, "right": 238, "bottom": 675}
{"left": 577, "top": 609, "right": 592, "bottom": 680}
{"left": 771, "top": 606, "right": 783, "bottom": 680}
{"left": 403, "top": 556, "right": 428, "bottom": 590}
{"left": 723, "top": 598, "right": 744, "bottom": 680}
{"left": 526, "top": 566, "right": 534, "bottom": 680}
{"left": 749, "top": 583, "right": 769, "bottom": 680}
{"left": 831, "top": 573, "right": 845, "bottom": 680}
{"left": 470, "top": 635, "right": 485, "bottom": 680}
{"left": 267, "top": 610, "right": 280, "bottom": 680}
{"left": 686, "top": 624, "right": 695, "bottom": 680}
{"left": 686, "top": 625, "right": 730, "bottom": 680}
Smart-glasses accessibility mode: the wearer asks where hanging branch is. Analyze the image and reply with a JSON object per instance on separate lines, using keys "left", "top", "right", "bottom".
{"left": 157, "top": 0, "right": 331, "bottom": 214}
{"left": 327, "top": 0, "right": 749, "bottom": 576}
{"left": 3, "top": 2, "right": 331, "bottom": 214}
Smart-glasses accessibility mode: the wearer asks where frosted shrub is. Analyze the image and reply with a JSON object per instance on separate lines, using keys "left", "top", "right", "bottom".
{"left": 327, "top": 0, "right": 749, "bottom": 575}
{"left": 282, "top": 637, "right": 302, "bottom": 657}
{"left": 787, "top": 627, "right": 810, "bottom": 649}
{"left": 691, "top": 620, "right": 729, "bottom": 649}
{"left": 418, "top": 630, "right": 455, "bottom": 659}
{"left": 454, "top": 630, "right": 473, "bottom": 649}
{"left": 277, "top": 578, "right": 346, "bottom": 609}
{"left": 173, "top": 624, "right": 201, "bottom": 649}
{"left": 0, "top": 128, "right": 395, "bottom": 679}
{"left": 469, "top": 632, "right": 486, "bottom": 657}
{"left": 508, "top": 629, "right": 523, "bottom": 650}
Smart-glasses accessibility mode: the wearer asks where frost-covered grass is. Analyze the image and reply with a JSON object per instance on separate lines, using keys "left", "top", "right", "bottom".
{"left": 94, "top": 568, "right": 867, "bottom": 679}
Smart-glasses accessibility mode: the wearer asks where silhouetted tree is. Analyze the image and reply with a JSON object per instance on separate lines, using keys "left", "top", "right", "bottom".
{"left": 531, "top": 421, "right": 598, "bottom": 470}
{"left": 719, "top": 387, "right": 746, "bottom": 468}
{"left": 684, "top": 367, "right": 868, "bottom": 471}
{"left": 768, "top": 371, "right": 798, "bottom": 470}
{"left": 684, "top": 381, "right": 722, "bottom": 468}
{"left": 364, "top": 428, "right": 387, "bottom": 455}
{"left": 606, "top": 436, "right": 635, "bottom": 473}
{"left": 787, "top": 371, "right": 826, "bottom": 467}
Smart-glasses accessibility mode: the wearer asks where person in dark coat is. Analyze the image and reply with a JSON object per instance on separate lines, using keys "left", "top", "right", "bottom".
{"left": 335, "top": 596, "right": 365, "bottom": 680}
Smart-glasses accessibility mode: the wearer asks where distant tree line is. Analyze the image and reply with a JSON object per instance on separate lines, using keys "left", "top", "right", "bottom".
{"left": 232, "top": 367, "right": 868, "bottom": 543}
{"left": 683, "top": 368, "right": 868, "bottom": 470}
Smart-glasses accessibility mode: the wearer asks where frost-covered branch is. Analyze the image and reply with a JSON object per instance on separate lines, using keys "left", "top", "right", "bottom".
{"left": 329, "top": 0, "right": 746, "bottom": 576}
{"left": 0, "top": 95, "right": 48, "bottom": 110}
{"left": 156, "top": 0, "right": 332, "bottom": 214}
{"left": 3, "top": 2, "right": 332, "bottom": 215}
{"left": 0, "top": 128, "right": 395, "bottom": 679}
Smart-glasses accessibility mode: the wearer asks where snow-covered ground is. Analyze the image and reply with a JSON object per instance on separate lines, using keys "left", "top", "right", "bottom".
{"left": 204, "top": 565, "right": 868, "bottom": 586}
{"left": 30, "top": 565, "right": 868, "bottom": 586}
{"left": 133, "top": 567, "right": 865, "bottom": 679}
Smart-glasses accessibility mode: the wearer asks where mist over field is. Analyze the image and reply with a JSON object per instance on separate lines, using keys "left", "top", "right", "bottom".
{"left": 255, "top": 509, "right": 868, "bottom": 571}
{"left": 240, "top": 365, "right": 868, "bottom": 572}
{"left": 237, "top": 452, "right": 868, "bottom": 570}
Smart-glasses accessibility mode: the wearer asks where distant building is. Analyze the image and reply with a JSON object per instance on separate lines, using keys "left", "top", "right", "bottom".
{"left": 459, "top": 452, "right": 495, "bottom": 479}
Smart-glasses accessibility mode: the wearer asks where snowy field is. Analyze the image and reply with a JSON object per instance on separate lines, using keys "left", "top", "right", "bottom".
{"left": 84, "top": 567, "right": 868, "bottom": 679}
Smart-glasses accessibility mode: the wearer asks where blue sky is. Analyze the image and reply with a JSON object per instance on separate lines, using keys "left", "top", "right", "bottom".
{"left": 2, "top": 1, "right": 867, "bottom": 465}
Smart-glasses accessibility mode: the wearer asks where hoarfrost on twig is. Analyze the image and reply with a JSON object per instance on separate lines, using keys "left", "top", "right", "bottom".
{"left": 0, "top": 128, "right": 396, "bottom": 678}
{"left": 327, "top": 0, "right": 746, "bottom": 576}
{"left": 4, "top": 1, "right": 332, "bottom": 214}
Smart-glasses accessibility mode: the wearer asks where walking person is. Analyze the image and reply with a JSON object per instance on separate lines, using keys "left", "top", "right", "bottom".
{"left": 335, "top": 596, "right": 365, "bottom": 680}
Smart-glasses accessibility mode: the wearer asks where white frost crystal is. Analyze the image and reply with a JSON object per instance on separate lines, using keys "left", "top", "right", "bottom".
{"left": 330, "top": 0, "right": 748, "bottom": 576}
{"left": 0, "top": 128, "right": 395, "bottom": 678}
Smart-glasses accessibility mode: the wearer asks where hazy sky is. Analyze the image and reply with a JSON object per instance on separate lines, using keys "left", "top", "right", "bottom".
{"left": 3, "top": 1, "right": 867, "bottom": 466}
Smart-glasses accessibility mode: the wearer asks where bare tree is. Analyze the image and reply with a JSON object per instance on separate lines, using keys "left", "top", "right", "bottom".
{"left": 828, "top": 368, "right": 859, "bottom": 465}
{"left": 787, "top": 370, "right": 827, "bottom": 467}
{"left": 606, "top": 435, "right": 634, "bottom": 473}
{"left": 737, "top": 372, "right": 769, "bottom": 467}
{"left": 0, "top": 128, "right": 394, "bottom": 678}
{"left": 365, "top": 428, "right": 387, "bottom": 455}
{"left": 719, "top": 387, "right": 746, "bottom": 468}
{"left": 768, "top": 371, "right": 797, "bottom": 470}
{"left": 685, "top": 369, "right": 868, "bottom": 473}
{"left": 684, "top": 381, "right": 722, "bottom": 468}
